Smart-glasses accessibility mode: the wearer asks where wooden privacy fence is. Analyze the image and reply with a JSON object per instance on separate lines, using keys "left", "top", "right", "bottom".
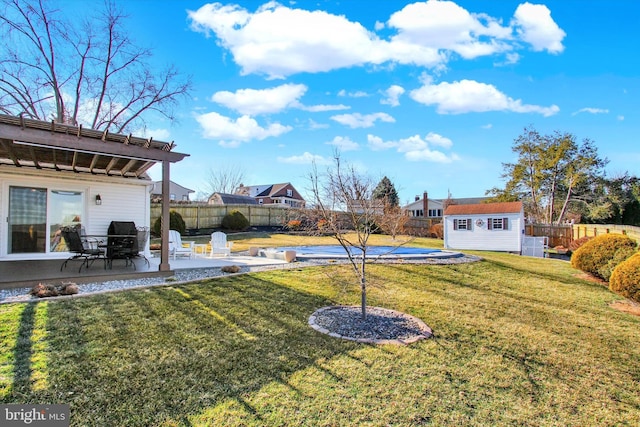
{"left": 150, "top": 204, "right": 292, "bottom": 231}
{"left": 525, "top": 224, "right": 572, "bottom": 248}
{"left": 404, "top": 217, "right": 441, "bottom": 237}
{"left": 572, "top": 224, "right": 640, "bottom": 244}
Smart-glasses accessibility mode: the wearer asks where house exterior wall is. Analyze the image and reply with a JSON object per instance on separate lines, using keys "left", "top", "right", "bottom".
{"left": 0, "top": 169, "right": 151, "bottom": 260}
{"left": 403, "top": 199, "right": 443, "bottom": 218}
{"left": 151, "top": 180, "right": 193, "bottom": 202}
{"left": 443, "top": 212, "right": 525, "bottom": 252}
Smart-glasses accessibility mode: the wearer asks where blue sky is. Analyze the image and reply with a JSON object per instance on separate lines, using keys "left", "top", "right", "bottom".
{"left": 87, "top": 0, "right": 639, "bottom": 203}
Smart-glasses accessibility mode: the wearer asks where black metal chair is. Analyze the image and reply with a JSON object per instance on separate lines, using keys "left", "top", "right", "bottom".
{"left": 60, "top": 226, "right": 106, "bottom": 273}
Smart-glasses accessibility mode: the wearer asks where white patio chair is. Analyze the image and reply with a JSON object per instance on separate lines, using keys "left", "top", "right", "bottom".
{"left": 168, "top": 230, "right": 195, "bottom": 260}
{"left": 210, "top": 231, "right": 233, "bottom": 257}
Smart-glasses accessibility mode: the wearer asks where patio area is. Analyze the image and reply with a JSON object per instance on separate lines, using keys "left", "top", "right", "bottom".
{"left": 0, "top": 253, "right": 291, "bottom": 290}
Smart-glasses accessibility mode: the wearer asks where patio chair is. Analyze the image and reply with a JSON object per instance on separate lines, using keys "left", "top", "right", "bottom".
{"left": 60, "top": 226, "right": 106, "bottom": 273}
{"left": 131, "top": 226, "right": 151, "bottom": 267}
{"left": 210, "top": 231, "right": 232, "bottom": 257}
{"left": 168, "top": 230, "right": 194, "bottom": 260}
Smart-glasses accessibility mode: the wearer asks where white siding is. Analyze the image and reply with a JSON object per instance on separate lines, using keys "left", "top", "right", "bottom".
{"left": 0, "top": 170, "right": 151, "bottom": 259}
{"left": 444, "top": 213, "right": 524, "bottom": 252}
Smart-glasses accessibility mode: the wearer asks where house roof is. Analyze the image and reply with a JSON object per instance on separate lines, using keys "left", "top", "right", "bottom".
{"left": 152, "top": 180, "right": 194, "bottom": 195}
{"left": 402, "top": 196, "right": 489, "bottom": 210}
{"left": 213, "top": 193, "right": 258, "bottom": 204}
{"left": 0, "top": 114, "right": 188, "bottom": 178}
{"left": 445, "top": 201, "right": 523, "bottom": 216}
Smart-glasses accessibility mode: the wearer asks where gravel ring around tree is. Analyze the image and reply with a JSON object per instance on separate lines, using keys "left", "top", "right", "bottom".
{"left": 309, "top": 305, "right": 433, "bottom": 345}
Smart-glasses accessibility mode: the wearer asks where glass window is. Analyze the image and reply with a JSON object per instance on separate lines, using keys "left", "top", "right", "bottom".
{"left": 49, "top": 190, "right": 83, "bottom": 252}
{"left": 453, "top": 218, "right": 472, "bottom": 230}
{"left": 488, "top": 218, "right": 508, "bottom": 230}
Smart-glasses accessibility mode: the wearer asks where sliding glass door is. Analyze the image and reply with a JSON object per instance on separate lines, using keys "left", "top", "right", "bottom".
{"left": 8, "top": 186, "right": 47, "bottom": 253}
{"left": 7, "top": 186, "right": 84, "bottom": 254}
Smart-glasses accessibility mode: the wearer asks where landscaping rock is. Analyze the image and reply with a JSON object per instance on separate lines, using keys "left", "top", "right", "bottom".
{"left": 221, "top": 265, "right": 241, "bottom": 273}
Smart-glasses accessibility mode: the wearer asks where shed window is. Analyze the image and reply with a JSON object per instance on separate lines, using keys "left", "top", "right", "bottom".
{"left": 453, "top": 218, "right": 472, "bottom": 230}
{"left": 488, "top": 217, "right": 508, "bottom": 230}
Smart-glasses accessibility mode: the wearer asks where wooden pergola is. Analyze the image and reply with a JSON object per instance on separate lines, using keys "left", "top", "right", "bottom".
{"left": 0, "top": 113, "right": 189, "bottom": 271}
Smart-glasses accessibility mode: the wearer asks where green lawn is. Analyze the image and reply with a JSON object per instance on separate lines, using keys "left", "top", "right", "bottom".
{"left": 1, "top": 235, "right": 639, "bottom": 426}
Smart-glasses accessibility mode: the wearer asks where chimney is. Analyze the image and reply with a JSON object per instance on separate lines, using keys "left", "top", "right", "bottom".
{"left": 415, "top": 195, "right": 420, "bottom": 202}
{"left": 422, "top": 192, "right": 428, "bottom": 217}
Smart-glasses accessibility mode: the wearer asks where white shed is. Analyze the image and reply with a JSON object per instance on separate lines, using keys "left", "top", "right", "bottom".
{"left": 443, "top": 202, "right": 524, "bottom": 252}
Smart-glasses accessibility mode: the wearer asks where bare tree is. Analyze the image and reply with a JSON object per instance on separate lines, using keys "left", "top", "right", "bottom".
{"left": 0, "top": 0, "right": 191, "bottom": 132}
{"left": 200, "top": 164, "right": 246, "bottom": 198}
{"left": 304, "top": 153, "right": 411, "bottom": 319}
{"left": 376, "top": 205, "right": 409, "bottom": 240}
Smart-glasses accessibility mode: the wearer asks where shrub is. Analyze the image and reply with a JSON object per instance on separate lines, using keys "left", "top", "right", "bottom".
{"left": 222, "top": 210, "right": 249, "bottom": 231}
{"left": 428, "top": 223, "right": 443, "bottom": 239}
{"left": 609, "top": 252, "right": 640, "bottom": 302}
{"left": 286, "top": 220, "right": 302, "bottom": 230}
{"left": 598, "top": 246, "right": 638, "bottom": 282}
{"left": 571, "top": 234, "right": 637, "bottom": 279}
{"left": 152, "top": 210, "right": 186, "bottom": 236}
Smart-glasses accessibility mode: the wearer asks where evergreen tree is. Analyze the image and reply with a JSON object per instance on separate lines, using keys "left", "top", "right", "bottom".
{"left": 372, "top": 176, "right": 400, "bottom": 207}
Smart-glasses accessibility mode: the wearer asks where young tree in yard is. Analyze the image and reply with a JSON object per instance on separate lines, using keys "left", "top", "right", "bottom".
{"left": 305, "top": 154, "right": 409, "bottom": 319}
{"left": 487, "top": 126, "right": 607, "bottom": 224}
{"left": 376, "top": 204, "right": 408, "bottom": 240}
{"left": 0, "top": 0, "right": 191, "bottom": 133}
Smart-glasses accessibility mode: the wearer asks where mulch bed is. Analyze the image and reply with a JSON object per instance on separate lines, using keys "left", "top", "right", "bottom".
{"left": 309, "top": 306, "right": 433, "bottom": 345}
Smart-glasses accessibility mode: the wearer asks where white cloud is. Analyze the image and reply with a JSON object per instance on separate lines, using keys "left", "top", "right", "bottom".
{"left": 195, "top": 112, "right": 291, "bottom": 146}
{"left": 482, "top": 123, "right": 493, "bottom": 129}
{"left": 326, "top": 136, "right": 359, "bottom": 151}
{"left": 617, "top": 115, "right": 625, "bottom": 121}
{"left": 512, "top": 3, "right": 565, "bottom": 53}
{"left": 338, "top": 90, "right": 369, "bottom": 98}
{"left": 299, "top": 103, "right": 350, "bottom": 112}
{"left": 572, "top": 107, "right": 609, "bottom": 116}
{"left": 308, "top": 119, "right": 329, "bottom": 130}
{"left": 424, "top": 132, "right": 453, "bottom": 148}
{"left": 212, "top": 84, "right": 350, "bottom": 114}
{"left": 387, "top": 1, "right": 513, "bottom": 60}
{"left": 188, "top": 1, "right": 565, "bottom": 78}
{"left": 188, "top": 2, "right": 386, "bottom": 78}
{"left": 277, "top": 152, "right": 330, "bottom": 164}
{"left": 410, "top": 78, "right": 559, "bottom": 116}
{"left": 367, "top": 135, "right": 396, "bottom": 151}
{"left": 331, "top": 112, "right": 395, "bottom": 128}
{"left": 212, "top": 84, "right": 307, "bottom": 115}
{"left": 380, "top": 85, "right": 405, "bottom": 107}
{"left": 367, "top": 133, "right": 459, "bottom": 163}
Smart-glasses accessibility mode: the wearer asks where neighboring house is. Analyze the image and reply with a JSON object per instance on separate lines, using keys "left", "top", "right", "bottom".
{"left": 151, "top": 180, "right": 194, "bottom": 202}
{"left": 403, "top": 192, "right": 489, "bottom": 219}
{"left": 443, "top": 201, "right": 525, "bottom": 252}
{"left": 207, "top": 192, "right": 258, "bottom": 205}
{"left": 0, "top": 114, "right": 187, "bottom": 261}
{"left": 235, "top": 183, "right": 305, "bottom": 208}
